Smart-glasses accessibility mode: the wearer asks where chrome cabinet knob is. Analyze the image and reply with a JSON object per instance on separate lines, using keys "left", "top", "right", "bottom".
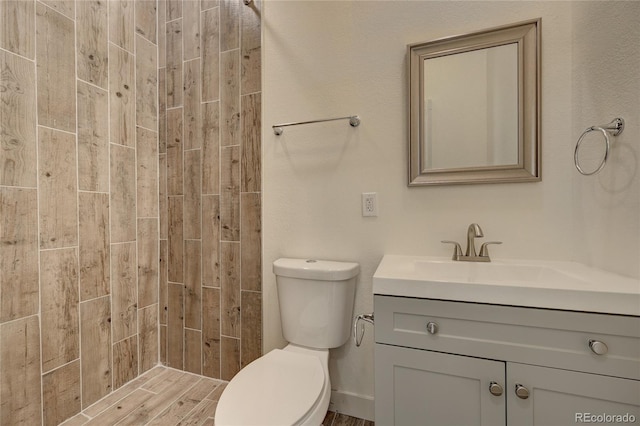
{"left": 589, "top": 339, "right": 608, "bottom": 355}
{"left": 426, "top": 322, "right": 438, "bottom": 334}
{"left": 515, "top": 384, "right": 530, "bottom": 399}
{"left": 489, "top": 381, "right": 503, "bottom": 397}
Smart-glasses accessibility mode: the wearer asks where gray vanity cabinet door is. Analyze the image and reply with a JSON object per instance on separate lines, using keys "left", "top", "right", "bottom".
{"left": 507, "top": 363, "right": 640, "bottom": 426}
{"left": 375, "top": 343, "right": 506, "bottom": 426}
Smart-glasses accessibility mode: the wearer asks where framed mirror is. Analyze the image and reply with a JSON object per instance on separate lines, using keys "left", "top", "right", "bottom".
{"left": 408, "top": 19, "right": 541, "bottom": 186}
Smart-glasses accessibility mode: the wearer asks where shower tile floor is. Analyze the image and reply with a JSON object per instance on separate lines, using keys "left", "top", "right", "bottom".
{"left": 60, "top": 366, "right": 372, "bottom": 426}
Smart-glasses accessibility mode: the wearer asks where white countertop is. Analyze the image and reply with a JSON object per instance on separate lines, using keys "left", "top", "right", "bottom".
{"left": 373, "top": 255, "right": 640, "bottom": 316}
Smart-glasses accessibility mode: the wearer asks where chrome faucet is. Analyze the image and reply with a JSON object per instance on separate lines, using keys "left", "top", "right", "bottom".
{"left": 465, "top": 223, "right": 483, "bottom": 257}
{"left": 442, "top": 223, "right": 502, "bottom": 262}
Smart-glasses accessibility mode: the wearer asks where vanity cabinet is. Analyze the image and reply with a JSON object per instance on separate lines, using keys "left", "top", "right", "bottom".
{"left": 374, "top": 295, "right": 640, "bottom": 426}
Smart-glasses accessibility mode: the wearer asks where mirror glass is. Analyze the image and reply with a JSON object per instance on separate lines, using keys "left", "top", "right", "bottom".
{"left": 409, "top": 19, "right": 540, "bottom": 186}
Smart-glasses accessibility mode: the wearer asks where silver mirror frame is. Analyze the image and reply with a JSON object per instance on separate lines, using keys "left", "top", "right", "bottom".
{"left": 408, "top": 18, "right": 541, "bottom": 186}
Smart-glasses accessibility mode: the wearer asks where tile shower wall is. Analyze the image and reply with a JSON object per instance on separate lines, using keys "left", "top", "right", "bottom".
{"left": 158, "top": 0, "right": 262, "bottom": 381}
{"left": 0, "top": 0, "right": 159, "bottom": 424}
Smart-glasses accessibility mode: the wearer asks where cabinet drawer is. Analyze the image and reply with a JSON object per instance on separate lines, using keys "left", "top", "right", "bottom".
{"left": 374, "top": 295, "right": 640, "bottom": 380}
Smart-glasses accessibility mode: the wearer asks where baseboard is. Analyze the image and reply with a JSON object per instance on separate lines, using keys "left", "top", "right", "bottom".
{"left": 329, "top": 390, "right": 375, "bottom": 422}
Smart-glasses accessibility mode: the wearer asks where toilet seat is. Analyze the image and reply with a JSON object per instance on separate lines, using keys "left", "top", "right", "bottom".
{"left": 215, "top": 349, "right": 326, "bottom": 426}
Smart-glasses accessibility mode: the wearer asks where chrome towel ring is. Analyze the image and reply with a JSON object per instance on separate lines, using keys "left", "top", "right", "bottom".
{"left": 574, "top": 118, "right": 625, "bottom": 175}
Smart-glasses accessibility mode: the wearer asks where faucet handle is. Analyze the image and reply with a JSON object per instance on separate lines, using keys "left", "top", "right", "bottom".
{"left": 441, "top": 240, "right": 463, "bottom": 261}
{"left": 479, "top": 241, "right": 502, "bottom": 258}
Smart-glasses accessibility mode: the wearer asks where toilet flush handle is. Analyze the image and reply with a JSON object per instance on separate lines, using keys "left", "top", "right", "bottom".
{"left": 354, "top": 313, "right": 374, "bottom": 347}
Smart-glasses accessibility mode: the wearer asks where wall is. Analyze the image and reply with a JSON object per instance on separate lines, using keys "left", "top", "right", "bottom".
{"left": 263, "top": 0, "right": 637, "bottom": 420}
{"left": 158, "top": 0, "right": 263, "bottom": 381}
{"left": 570, "top": 1, "right": 640, "bottom": 278}
{"left": 0, "top": 0, "right": 159, "bottom": 424}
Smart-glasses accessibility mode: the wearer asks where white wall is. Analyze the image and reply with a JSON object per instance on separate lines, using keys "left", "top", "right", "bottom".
{"left": 570, "top": 1, "right": 640, "bottom": 278}
{"left": 262, "top": 0, "right": 639, "bottom": 419}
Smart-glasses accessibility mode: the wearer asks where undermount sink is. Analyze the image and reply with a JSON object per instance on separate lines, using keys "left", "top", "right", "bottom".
{"left": 373, "top": 255, "right": 640, "bottom": 316}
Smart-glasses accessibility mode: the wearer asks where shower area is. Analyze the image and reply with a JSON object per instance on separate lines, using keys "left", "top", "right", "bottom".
{"left": 0, "top": 0, "right": 262, "bottom": 424}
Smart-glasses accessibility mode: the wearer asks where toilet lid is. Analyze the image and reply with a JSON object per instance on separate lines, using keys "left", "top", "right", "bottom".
{"left": 215, "top": 349, "right": 325, "bottom": 426}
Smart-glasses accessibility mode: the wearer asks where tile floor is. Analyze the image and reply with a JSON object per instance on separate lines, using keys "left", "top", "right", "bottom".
{"left": 60, "top": 366, "right": 372, "bottom": 426}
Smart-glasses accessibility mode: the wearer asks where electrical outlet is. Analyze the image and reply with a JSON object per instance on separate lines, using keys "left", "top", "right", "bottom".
{"left": 362, "top": 192, "right": 378, "bottom": 217}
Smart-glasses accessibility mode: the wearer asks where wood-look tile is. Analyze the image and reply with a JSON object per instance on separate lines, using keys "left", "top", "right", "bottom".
{"left": 80, "top": 296, "right": 112, "bottom": 409}
{"left": 202, "top": 195, "right": 220, "bottom": 287}
{"left": 241, "top": 0, "right": 261, "bottom": 94}
{"left": 59, "top": 413, "right": 90, "bottom": 426}
{"left": 333, "top": 413, "right": 365, "bottom": 426}
{"left": 78, "top": 192, "right": 110, "bottom": 301}
{"left": 111, "top": 242, "right": 138, "bottom": 342}
{"left": 158, "top": 0, "right": 166, "bottom": 68}
{"left": 202, "top": 287, "right": 221, "bottom": 378}
{"left": 184, "top": 59, "right": 202, "bottom": 150}
{"left": 220, "top": 0, "right": 240, "bottom": 51}
{"left": 241, "top": 92, "right": 261, "bottom": 192}
{"left": 167, "top": 0, "right": 182, "bottom": 21}
{"left": 136, "top": 127, "right": 159, "bottom": 218}
{"left": 0, "top": 188, "right": 38, "bottom": 322}
{"left": 207, "top": 382, "right": 226, "bottom": 401}
{"left": 109, "top": 43, "right": 135, "bottom": 147}
{"left": 220, "top": 50, "right": 240, "bottom": 147}
{"left": 240, "top": 192, "right": 261, "bottom": 291}
{"left": 202, "top": 101, "right": 220, "bottom": 195}
{"left": 240, "top": 291, "right": 261, "bottom": 367}
{"left": 220, "top": 336, "right": 240, "bottom": 381}
{"left": 135, "top": 0, "right": 157, "bottom": 44}
{"left": 36, "top": 2, "right": 75, "bottom": 132}
{"left": 167, "top": 283, "right": 185, "bottom": 369}
{"left": 147, "top": 378, "right": 217, "bottom": 425}
{"left": 185, "top": 329, "right": 203, "bottom": 375}
{"left": 110, "top": 144, "right": 136, "bottom": 243}
{"left": 166, "top": 19, "right": 183, "bottom": 108}
{"left": 76, "top": 0, "right": 108, "bottom": 89}
{"left": 183, "top": 0, "right": 201, "bottom": 60}
{"left": 159, "top": 154, "right": 168, "bottom": 239}
{"left": 77, "top": 81, "right": 109, "bottom": 192}
{"left": 138, "top": 304, "right": 159, "bottom": 374}
{"left": 159, "top": 68, "right": 167, "bottom": 153}
{"left": 137, "top": 218, "right": 159, "bottom": 308}
{"left": 112, "top": 335, "right": 139, "bottom": 390}
{"left": 40, "top": 248, "right": 80, "bottom": 373}
{"left": 136, "top": 34, "right": 158, "bottom": 131}
{"left": 168, "top": 196, "right": 184, "bottom": 283}
{"left": 220, "top": 145, "right": 240, "bottom": 241}
{"left": 184, "top": 239, "right": 202, "bottom": 329}
{"left": 38, "top": 127, "right": 78, "bottom": 249}
{"left": 167, "top": 107, "right": 184, "bottom": 196}
{"left": 322, "top": 410, "right": 336, "bottom": 426}
{"left": 159, "top": 239, "right": 168, "bottom": 324}
{"left": 184, "top": 149, "right": 202, "bottom": 239}
{"left": 141, "top": 367, "right": 184, "bottom": 393}
{"left": 0, "top": 50, "right": 36, "bottom": 187}
{"left": 0, "top": 0, "right": 35, "bottom": 59}
{"left": 109, "top": 0, "right": 134, "bottom": 53}
{"left": 117, "top": 373, "right": 196, "bottom": 426}
{"left": 85, "top": 389, "right": 153, "bottom": 425}
{"left": 160, "top": 324, "right": 168, "bottom": 364}
{"left": 0, "top": 316, "right": 42, "bottom": 425}
{"left": 42, "top": 360, "right": 81, "bottom": 426}
{"left": 201, "top": 7, "right": 220, "bottom": 102}
{"left": 40, "top": 0, "right": 74, "bottom": 20}
{"left": 168, "top": 397, "right": 217, "bottom": 425}
{"left": 202, "top": 0, "right": 219, "bottom": 11}
{"left": 83, "top": 370, "right": 157, "bottom": 418}
{"left": 220, "top": 242, "right": 240, "bottom": 337}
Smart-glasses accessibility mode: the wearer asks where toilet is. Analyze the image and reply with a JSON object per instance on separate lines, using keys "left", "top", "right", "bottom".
{"left": 215, "top": 258, "right": 360, "bottom": 426}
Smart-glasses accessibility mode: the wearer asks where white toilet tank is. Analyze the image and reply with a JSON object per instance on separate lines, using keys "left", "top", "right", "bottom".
{"left": 273, "top": 258, "right": 359, "bottom": 349}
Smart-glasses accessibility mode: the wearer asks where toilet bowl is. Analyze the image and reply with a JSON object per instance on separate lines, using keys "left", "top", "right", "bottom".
{"left": 215, "top": 344, "right": 330, "bottom": 426}
{"left": 215, "top": 258, "right": 359, "bottom": 426}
